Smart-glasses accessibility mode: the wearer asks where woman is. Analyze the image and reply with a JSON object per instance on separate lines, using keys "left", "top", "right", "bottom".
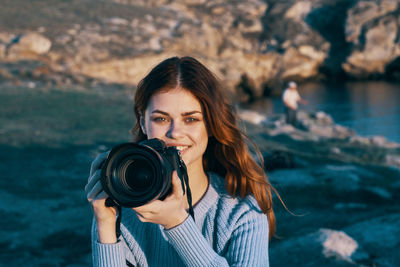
{"left": 85, "top": 56, "right": 276, "bottom": 266}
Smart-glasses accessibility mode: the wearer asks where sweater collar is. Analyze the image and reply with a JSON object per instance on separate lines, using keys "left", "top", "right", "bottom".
{"left": 192, "top": 172, "right": 221, "bottom": 217}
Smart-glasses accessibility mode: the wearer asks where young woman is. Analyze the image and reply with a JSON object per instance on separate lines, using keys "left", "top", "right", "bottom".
{"left": 85, "top": 56, "right": 276, "bottom": 266}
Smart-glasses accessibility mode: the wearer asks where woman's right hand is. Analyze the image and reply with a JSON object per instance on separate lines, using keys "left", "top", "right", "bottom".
{"left": 85, "top": 152, "right": 118, "bottom": 243}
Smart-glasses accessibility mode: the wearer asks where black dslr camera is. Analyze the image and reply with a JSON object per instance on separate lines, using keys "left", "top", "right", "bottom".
{"left": 100, "top": 138, "right": 192, "bottom": 210}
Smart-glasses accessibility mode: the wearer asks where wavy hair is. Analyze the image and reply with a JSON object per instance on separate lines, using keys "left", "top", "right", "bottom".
{"left": 131, "top": 56, "right": 276, "bottom": 238}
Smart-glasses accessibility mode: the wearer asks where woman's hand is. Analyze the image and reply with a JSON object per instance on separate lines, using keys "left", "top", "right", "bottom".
{"left": 133, "top": 171, "right": 189, "bottom": 229}
{"left": 85, "top": 152, "right": 118, "bottom": 243}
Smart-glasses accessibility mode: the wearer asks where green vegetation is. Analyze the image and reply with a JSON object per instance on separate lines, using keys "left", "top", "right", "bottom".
{"left": 0, "top": 86, "right": 135, "bottom": 147}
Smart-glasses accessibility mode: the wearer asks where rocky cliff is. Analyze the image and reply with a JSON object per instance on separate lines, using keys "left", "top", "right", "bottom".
{"left": 1, "top": 0, "right": 399, "bottom": 98}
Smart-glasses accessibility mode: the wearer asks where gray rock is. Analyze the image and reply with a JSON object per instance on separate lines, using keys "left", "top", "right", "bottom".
{"left": 386, "top": 154, "right": 400, "bottom": 167}
{"left": 334, "top": 202, "right": 368, "bottom": 210}
{"left": 344, "top": 213, "right": 400, "bottom": 266}
{"left": 312, "top": 164, "right": 361, "bottom": 191}
{"left": 269, "top": 168, "right": 315, "bottom": 187}
{"left": 364, "top": 186, "right": 392, "bottom": 199}
{"left": 371, "top": 135, "right": 389, "bottom": 146}
{"left": 318, "top": 229, "right": 359, "bottom": 262}
{"left": 270, "top": 228, "right": 367, "bottom": 266}
{"left": 315, "top": 111, "right": 334, "bottom": 126}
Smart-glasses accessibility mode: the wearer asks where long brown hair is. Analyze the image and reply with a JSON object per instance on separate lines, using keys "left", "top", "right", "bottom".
{"left": 132, "top": 56, "right": 276, "bottom": 238}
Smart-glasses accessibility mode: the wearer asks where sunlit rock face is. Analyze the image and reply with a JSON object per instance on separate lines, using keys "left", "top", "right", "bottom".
{"left": 343, "top": 0, "right": 400, "bottom": 78}
{"left": 0, "top": 0, "right": 399, "bottom": 97}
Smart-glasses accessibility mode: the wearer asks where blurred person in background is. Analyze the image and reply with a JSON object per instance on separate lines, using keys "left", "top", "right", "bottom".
{"left": 282, "top": 81, "right": 308, "bottom": 127}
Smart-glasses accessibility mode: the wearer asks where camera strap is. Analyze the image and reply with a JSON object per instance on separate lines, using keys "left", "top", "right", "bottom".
{"left": 179, "top": 161, "right": 195, "bottom": 221}
{"left": 105, "top": 197, "right": 123, "bottom": 238}
{"left": 116, "top": 205, "right": 122, "bottom": 238}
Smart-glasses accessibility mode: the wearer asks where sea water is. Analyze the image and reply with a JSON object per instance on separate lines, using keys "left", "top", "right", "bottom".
{"left": 245, "top": 81, "right": 400, "bottom": 143}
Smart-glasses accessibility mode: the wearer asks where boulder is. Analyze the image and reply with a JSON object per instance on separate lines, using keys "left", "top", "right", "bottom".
{"left": 6, "top": 33, "right": 52, "bottom": 59}
{"left": 344, "top": 213, "right": 400, "bottom": 267}
{"left": 343, "top": 1, "right": 400, "bottom": 78}
{"left": 281, "top": 45, "right": 328, "bottom": 81}
{"left": 270, "top": 228, "right": 367, "bottom": 266}
{"left": 345, "top": 0, "right": 398, "bottom": 45}
{"left": 312, "top": 164, "right": 361, "bottom": 191}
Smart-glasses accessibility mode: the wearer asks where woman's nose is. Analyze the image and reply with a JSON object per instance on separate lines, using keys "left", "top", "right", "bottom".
{"left": 166, "top": 121, "right": 184, "bottom": 139}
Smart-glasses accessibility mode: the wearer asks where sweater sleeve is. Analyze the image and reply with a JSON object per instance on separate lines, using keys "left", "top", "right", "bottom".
{"left": 91, "top": 219, "right": 136, "bottom": 267}
{"left": 164, "top": 211, "right": 269, "bottom": 267}
{"left": 164, "top": 216, "right": 229, "bottom": 266}
{"left": 225, "top": 211, "right": 270, "bottom": 267}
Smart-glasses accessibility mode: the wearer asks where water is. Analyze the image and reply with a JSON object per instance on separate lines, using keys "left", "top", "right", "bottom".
{"left": 244, "top": 81, "right": 400, "bottom": 143}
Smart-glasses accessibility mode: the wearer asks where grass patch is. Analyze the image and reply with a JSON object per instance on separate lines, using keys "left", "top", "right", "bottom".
{"left": 0, "top": 86, "right": 135, "bottom": 147}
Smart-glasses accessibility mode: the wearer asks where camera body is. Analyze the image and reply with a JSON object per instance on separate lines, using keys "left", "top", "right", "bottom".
{"left": 100, "top": 138, "right": 186, "bottom": 207}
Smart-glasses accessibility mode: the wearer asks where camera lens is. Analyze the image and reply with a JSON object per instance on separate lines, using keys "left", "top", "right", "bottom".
{"left": 121, "top": 158, "right": 153, "bottom": 190}
{"left": 101, "top": 142, "right": 173, "bottom": 207}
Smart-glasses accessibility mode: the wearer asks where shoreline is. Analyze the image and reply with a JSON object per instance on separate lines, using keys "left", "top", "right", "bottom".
{"left": 239, "top": 109, "right": 400, "bottom": 171}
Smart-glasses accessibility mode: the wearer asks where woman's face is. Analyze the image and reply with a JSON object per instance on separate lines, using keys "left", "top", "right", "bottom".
{"left": 141, "top": 88, "right": 209, "bottom": 171}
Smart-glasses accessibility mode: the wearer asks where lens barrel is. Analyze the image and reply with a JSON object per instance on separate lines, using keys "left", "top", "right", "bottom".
{"left": 100, "top": 141, "right": 173, "bottom": 207}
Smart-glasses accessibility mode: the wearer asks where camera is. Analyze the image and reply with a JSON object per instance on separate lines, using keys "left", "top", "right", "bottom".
{"left": 100, "top": 138, "right": 189, "bottom": 208}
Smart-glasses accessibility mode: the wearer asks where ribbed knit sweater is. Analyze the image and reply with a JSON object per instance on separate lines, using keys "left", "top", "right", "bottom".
{"left": 91, "top": 172, "right": 270, "bottom": 266}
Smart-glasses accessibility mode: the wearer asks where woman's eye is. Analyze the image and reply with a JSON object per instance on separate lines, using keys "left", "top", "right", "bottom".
{"left": 185, "top": 117, "right": 199, "bottom": 123}
{"left": 151, "top": 117, "right": 168, "bottom": 123}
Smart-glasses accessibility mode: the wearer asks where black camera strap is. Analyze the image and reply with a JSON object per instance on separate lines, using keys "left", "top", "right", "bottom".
{"left": 105, "top": 198, "right": 122, "bottom": 238}
{"left": 116, "top": 205, "right": 122, "bottom": 238}
{"left": 179, "top": 160, "right": 195, "bottom": 221}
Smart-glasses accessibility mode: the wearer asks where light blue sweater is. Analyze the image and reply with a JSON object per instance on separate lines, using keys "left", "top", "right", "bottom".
{"left": 92, "top": 172, "right": 270, "bottom": 266}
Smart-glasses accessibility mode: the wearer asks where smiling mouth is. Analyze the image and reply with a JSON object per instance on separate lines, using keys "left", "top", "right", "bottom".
{"left": 170, "top": 145, "right": 190, "bottom": 153}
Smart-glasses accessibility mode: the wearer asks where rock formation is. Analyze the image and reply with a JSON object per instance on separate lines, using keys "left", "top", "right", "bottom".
{"left": 0, "top": 0, "right": 399, "bottom": 97}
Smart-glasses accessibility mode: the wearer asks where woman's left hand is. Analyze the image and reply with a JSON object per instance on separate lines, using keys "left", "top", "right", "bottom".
{"left": 132, "top": 171, "right": 189, "bottom": 229}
